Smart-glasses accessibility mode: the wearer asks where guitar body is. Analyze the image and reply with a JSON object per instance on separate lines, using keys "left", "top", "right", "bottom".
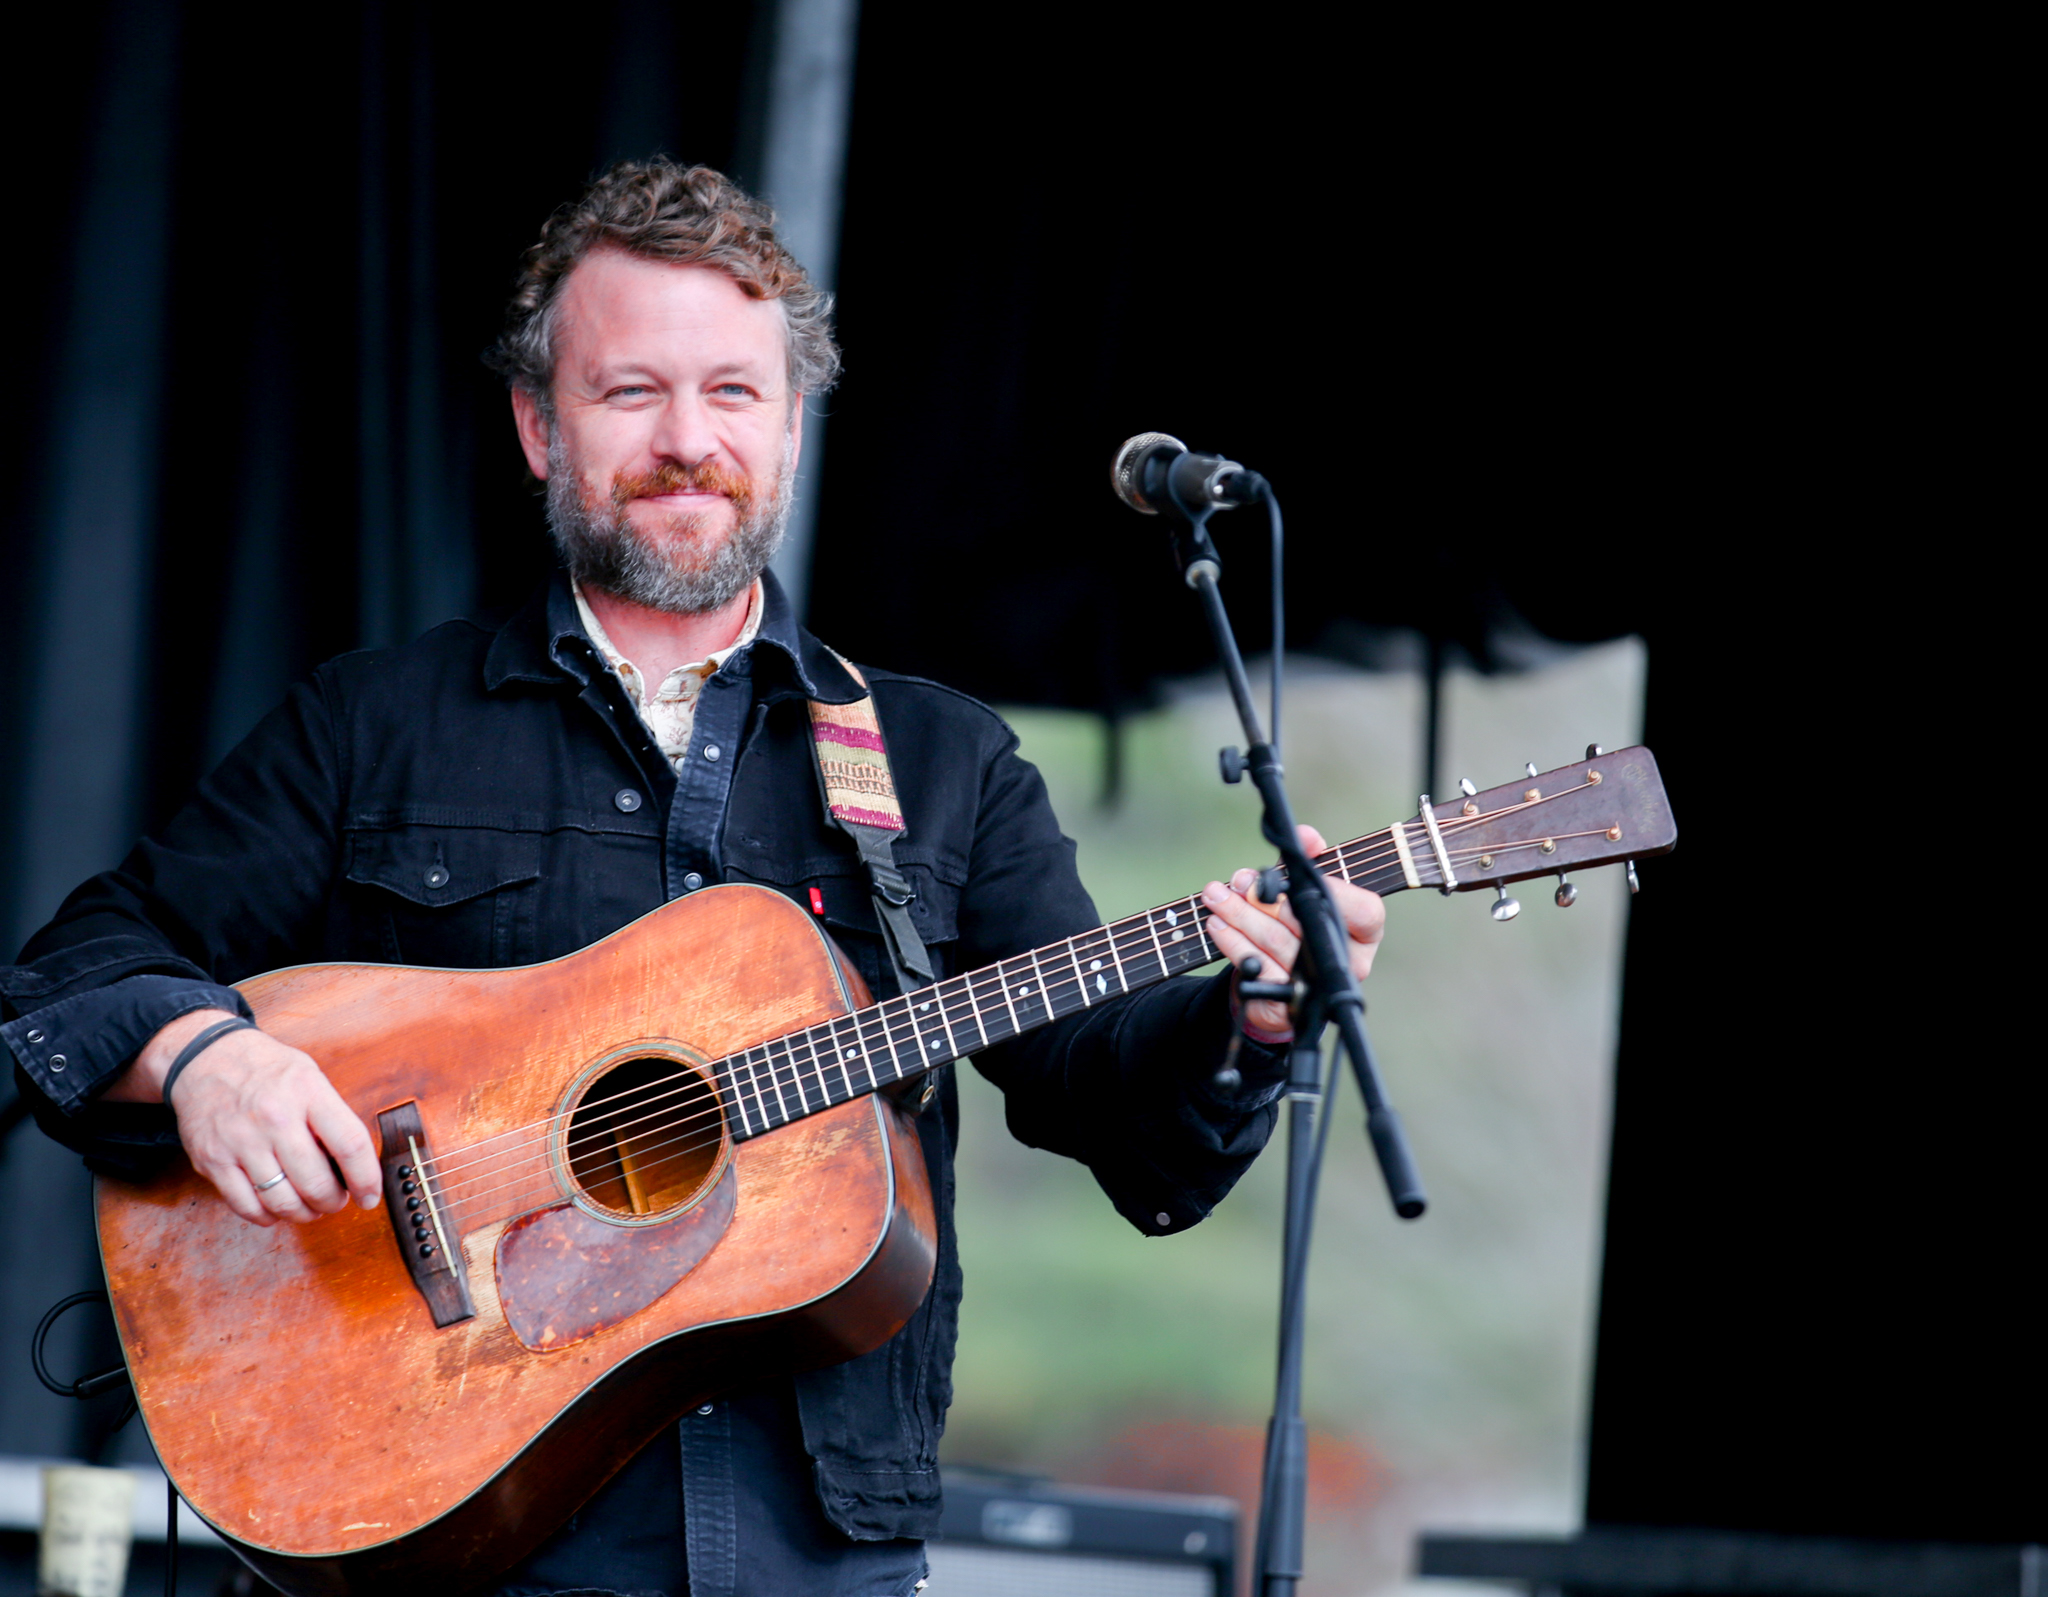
{"left": 94, "top": 884, "right": 937, "bottom": 1596}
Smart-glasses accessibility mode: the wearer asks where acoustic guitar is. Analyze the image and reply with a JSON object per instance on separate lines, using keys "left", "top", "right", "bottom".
{"left": 95, "top": 747, "right": 1675, "bottom": 1594}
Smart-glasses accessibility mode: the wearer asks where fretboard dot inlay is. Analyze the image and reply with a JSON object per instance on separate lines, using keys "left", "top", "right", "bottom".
{"left": 1089, "top": 960, "right": 1103, "bottom": 971}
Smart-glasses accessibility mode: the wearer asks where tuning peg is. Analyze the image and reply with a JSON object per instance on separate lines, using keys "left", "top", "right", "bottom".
{"left": 1219, "top": 746, "right": 1246, "bottom": 784}
{"left": 1490, "top": 884, "right": 1521, "bottom": 922}
{"left": 1626, "top": 860, "right": 1640, "bottom": 895}
{"left": 1585, "top": 743, "right": 1603, "bottom": 758}
{"left": 1458, "top": 777, "right": 1476, "bottom": 796}
{"left": 1525, "top": 762, "right": 1539, "bottom": 778}
{"left": 1554, "top": 874, "right": 1577, "bottom": 908}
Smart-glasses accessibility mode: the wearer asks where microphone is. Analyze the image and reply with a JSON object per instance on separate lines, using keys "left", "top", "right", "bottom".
{"left": 1110, "top": 433, "right": 1267, "bottom": 518}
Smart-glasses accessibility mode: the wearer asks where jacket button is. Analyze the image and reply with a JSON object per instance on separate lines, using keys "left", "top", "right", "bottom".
{"left": 615, "top": 788, "right": 643, "bottom": 813}
{"left": 682, "top": 872, "right": 705, "bottom": 892}
{"left": 26, "top": 1029, "right": 45, "bottom": 1045}
{"left": 1155, "top": 1211, "right": 1171, "bottom": 1227}
{"left": 702, "top": 744, "right": 721, "bottom": 762}
{"left": 49, "top": 1055, "right": 68, "bottom": 1073}
{"left": 423, "top": 866, "right": 450, "bottom": 889}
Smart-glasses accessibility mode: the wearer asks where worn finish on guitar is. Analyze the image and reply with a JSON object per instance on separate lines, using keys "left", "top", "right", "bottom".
{"left": 96, "top": 886, "right": 935, "bottom": 1595}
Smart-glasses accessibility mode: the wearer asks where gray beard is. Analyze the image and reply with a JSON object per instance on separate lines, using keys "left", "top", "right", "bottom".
{"left": 544, "top": 433, "right": 794, "bottom": 615}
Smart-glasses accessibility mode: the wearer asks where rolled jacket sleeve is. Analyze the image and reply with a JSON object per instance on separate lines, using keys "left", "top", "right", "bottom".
{"left": 1, "top": 971, "right": 251, "bottom": 1112}
{"left": 954, "top": 720, "right": 1290, "bottom": 1236}
{"left": 2, "top": 676, "right": 341, "bottom": 1170}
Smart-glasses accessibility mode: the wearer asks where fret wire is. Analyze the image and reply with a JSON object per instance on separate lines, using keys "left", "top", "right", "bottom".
{"left": 993, "top": 956, "right": 1025, "bottom": 1035}
{"left": 1026, "top": 946, "right": 1055, "bottom": 1021}
{"left": 956, "top": 969, "right": 993, "bottom": 1050}
{"left": 827, "top": 1015, "right": 862, "bottom": 1102}
{"left": 1139, "top": 904, "right": 1172, "bottom": 979}
{"left": 906, "top": 988, "right": 948, "bottom": 1067}
{"left": 914, "top": 982, "right": 959, "bottom": 1063}
{"left": 919, "top": 983, "right": 960, "bottom": 1062}
{"left": 790, "top": 1023, "right": 827, "bottom": 1116}
{"left": 1064, "top": 935, "right": 1093, "bottom": 1007}
{"left": 788, "top": 1022, "right": 828, "bottom": 1118}
{"left": 1101, "top": 921, "right": 1133, "bottom": 993}
{"left": 746, "top": 1045, "right": 778, "bottom": 1129}
{"left": 1076, "top": 928, "right": 1120, "bottom": 1001}
{"left": 763, "top": 1034, "right": 799, "bottom": 1125}
{"left": 725, "top": 1054, "right": 759, "bottom": 1137}
{"left": 870, "top": 996, "right": 914, "bottom": 1081}
{"left": 856, "top": 1001, "right": 894, "bottom": 1088}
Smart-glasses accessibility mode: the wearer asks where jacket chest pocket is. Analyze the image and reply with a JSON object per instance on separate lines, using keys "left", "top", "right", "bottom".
{"left": 342, "top": 825, "right": 542, "bottom": 969}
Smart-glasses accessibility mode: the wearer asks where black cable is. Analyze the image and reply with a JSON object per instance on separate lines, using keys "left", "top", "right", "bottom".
{"left": 1265, "top": 481, "right": 1284, "bottom": 758}
{"left": 31, "top": 1291, "right": 130, "bottom": 1399}
{"left": 166, "top": 1474, "right": 179, "bottom": 1596}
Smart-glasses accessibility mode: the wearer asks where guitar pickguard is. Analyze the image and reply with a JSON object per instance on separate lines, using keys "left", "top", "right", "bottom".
{"left": 494, "top": 1161, "right": 738, "bottom": 1352}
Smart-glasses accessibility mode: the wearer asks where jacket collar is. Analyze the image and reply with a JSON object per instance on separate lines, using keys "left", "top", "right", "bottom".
{"left": 483, "top": 568, "right": 864, "bottom": 705}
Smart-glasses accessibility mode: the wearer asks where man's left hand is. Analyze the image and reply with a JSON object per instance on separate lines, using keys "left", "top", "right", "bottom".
{"left": 1201, "top": 824, "right": 1385, "bottom": 1042}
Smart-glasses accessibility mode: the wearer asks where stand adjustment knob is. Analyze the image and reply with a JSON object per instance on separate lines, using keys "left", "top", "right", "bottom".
{"left": 1219, "top": 746, "right": 1246, "bottom": 784}
{"left": 1626, "top": 860, "right": 1641, "bottom": 894}
{"left": 1490, "top": 884, "right": 1521, "bottom": 922}
{"left": 1554, "top": 874, "right": 1577, "bottom": 908}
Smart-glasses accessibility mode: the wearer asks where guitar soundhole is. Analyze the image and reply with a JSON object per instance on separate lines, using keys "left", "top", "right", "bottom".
{"left": 565, "top": 1057, "right": 723, "bottom": 1218}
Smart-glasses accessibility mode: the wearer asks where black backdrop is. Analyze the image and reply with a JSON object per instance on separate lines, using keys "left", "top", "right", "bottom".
{"left": 1, "top": 0, "right": 2035, "bottom": 1555}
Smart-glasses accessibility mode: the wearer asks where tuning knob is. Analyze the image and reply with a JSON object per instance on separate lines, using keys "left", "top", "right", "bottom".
{"left": 1490, "top": 884, "right": 1521, "bottom": 922}
{"left": 1219, "top": 746, "right": 1246, "bottom": 784}
{"left": 1554, "top": 874, "right": 1577, "bottom": 908}
{"left": 1458, "top": 777, "right": 1476, "bottom": 796}
{"left": 1626, "top": 860, "right": 1640, "bottom": 895}
{"left": 1585, "top": 743, "right": 1604, "bottom": 758}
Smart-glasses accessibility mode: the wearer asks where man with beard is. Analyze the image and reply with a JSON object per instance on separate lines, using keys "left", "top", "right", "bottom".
{"left": 3, "top": 161, "right": 1384, "bottom": 1596}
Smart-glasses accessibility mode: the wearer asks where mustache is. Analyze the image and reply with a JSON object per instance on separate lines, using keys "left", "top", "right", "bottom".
{"left": 608, "top": 458, "right": 755, "bottom": 510}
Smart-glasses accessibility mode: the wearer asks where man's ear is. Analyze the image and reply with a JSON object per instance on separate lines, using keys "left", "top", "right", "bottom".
{"left": 511, "top": 388, "right": 553, "bottom": 480}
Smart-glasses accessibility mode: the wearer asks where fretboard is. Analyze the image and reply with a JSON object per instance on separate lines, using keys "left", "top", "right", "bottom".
{"left": 717, "top": 826, "right": 1414, "bottom": 1140}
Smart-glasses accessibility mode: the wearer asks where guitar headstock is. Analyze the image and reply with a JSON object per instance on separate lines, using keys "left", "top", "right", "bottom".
{"left": 1401, "top": 745, "right": 1676, "bottom": 900}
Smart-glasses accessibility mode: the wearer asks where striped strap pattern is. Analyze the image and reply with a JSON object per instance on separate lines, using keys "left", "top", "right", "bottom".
{"left": 809, "top": 659, "right": 905, "bottom": 833}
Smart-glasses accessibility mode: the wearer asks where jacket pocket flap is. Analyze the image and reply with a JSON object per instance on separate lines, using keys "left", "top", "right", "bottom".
{"left": 345, "top": 826, "right": 541, "bottom": 907}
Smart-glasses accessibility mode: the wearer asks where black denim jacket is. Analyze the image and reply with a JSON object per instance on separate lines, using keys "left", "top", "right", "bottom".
{"left": 2, "top": 572, "right": 1285, "bottom": 1541}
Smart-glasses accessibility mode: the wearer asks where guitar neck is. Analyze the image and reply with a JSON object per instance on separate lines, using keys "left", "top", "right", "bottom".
{"left": 717, "top": 743, "right": 1675, "bottom": 1140}
{"left": 716, "top": 830, "right": 1405, "bottom": 1141}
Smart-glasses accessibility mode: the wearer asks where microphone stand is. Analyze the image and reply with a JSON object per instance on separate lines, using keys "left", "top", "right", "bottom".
{"left": 1162, "top": 496, "right": 1426, "bottom": 1597}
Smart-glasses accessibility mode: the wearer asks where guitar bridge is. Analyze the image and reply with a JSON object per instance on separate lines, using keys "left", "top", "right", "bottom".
{"left": 378, "top": 1102, "right": 475, "bottom": 1328}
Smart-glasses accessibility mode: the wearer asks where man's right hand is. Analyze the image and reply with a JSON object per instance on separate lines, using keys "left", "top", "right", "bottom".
{"left": 110, "top": 1009, "right": 383, "bottom": 1227}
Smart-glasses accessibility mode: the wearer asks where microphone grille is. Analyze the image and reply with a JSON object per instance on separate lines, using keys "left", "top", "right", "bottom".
{"left": 1110, "top": 433, "right": 1186, "bottom": 514}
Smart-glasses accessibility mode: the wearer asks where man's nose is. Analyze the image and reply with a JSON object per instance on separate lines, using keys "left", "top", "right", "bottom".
{"left": 648, "top": 392, "right": 726, "bottom": 468}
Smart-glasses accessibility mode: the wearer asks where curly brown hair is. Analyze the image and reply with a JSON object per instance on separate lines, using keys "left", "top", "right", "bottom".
{"left": 485, "top": 159, "right": 841, "bottom": 415}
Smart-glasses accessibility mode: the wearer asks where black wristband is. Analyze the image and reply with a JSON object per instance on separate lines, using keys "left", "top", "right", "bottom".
{"left": 161, "top": 1016, "right": 256, "bottom": 1107}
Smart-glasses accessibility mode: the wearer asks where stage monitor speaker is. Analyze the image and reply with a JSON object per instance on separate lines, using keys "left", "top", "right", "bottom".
{"left": 928, "top": 1467, "right": 1237, "bottom": 1596}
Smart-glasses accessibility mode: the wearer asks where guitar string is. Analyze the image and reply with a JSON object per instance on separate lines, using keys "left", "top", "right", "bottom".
{"left": 417, "top": 884, "right": 1243, "bottom": 1191}
{"left": 436, "top": 909, "right": 1228, "bottom": 1220}
{"left": 424, "top": 908, "right": 1190, "bottom": 1191}
{"left": 421, "top": 775, "right": 1612, "bottom": 1207}
{"left": 432, "top": 912, "right": 1228, "bottom": 1219}
{"left": 417, "top": 809, "right": 1430, "bottom": 1190}
{"left": 423, "top": 792, "right": 1579, "bottom": 1214}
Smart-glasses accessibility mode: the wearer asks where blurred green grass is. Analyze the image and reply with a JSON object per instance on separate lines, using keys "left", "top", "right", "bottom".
{"left": 942, "top": 642, "right": 1645, "bottom": 1594}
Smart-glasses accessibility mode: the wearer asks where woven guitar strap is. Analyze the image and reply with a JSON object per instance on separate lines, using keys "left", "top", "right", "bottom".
{"left": 807, "top": 658, "right": 935, "bottom": 996}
